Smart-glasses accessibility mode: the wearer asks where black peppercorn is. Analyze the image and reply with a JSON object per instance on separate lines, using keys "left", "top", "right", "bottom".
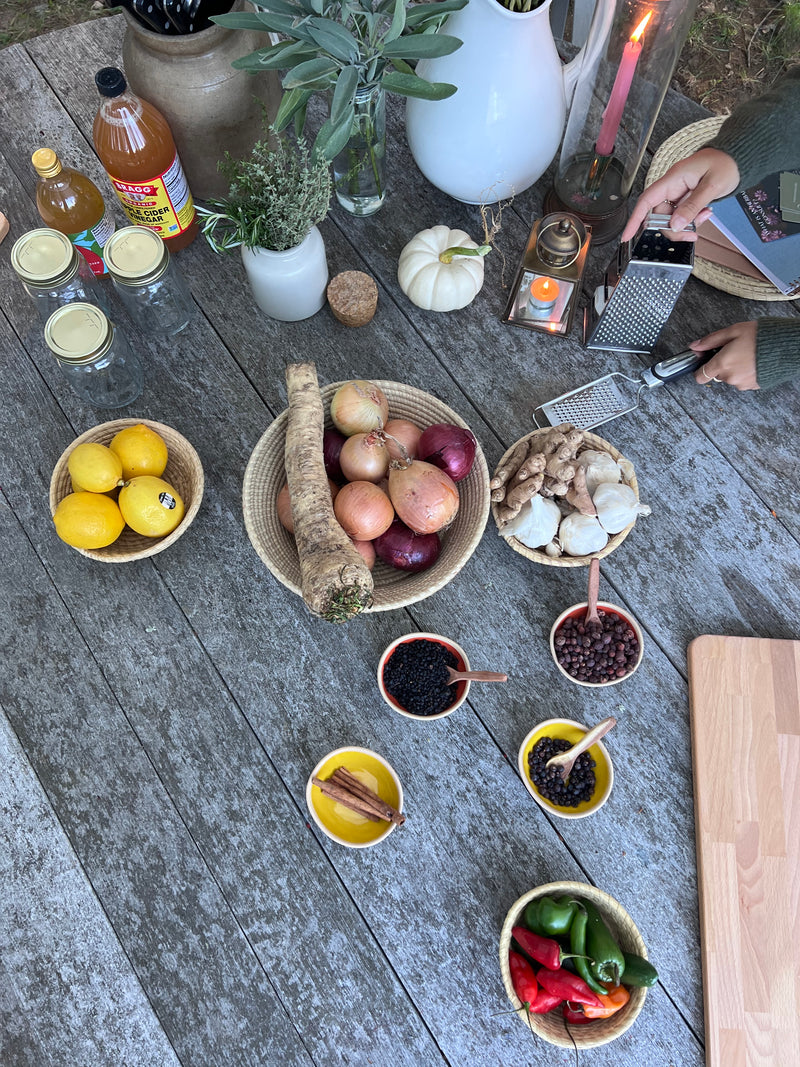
{"left": 528, "top": 735, "right": 596, "bottom": 807}
{"left": 382, "top": 638, "right": 461, "bottom": 717}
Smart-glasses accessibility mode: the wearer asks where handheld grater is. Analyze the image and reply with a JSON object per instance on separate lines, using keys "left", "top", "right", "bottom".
{"left": 584, "top": 213, "right": 696, "bottom": 353}
{"left": 533, "top": 348, "right": 714, "bottom": 430}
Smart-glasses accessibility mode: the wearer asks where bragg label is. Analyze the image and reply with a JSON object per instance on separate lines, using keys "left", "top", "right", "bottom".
{"left": 108, "top": 154, "right": 195, "bottom": 237}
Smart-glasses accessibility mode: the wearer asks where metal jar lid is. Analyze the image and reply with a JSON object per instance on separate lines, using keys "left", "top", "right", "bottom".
{"left": 104, "top": 226, "right": 169, "bottom": 285}
{"left": 11, "top": 228, "right": 78, "bottom": 287}
{"left": 44, "top": 303, "right": 112, "bottom": 364}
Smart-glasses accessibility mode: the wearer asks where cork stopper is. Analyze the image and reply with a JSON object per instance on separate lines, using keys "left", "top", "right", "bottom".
{"left": 326, "top": 271, "right": 378, "bottom": 327}
{"left": 32, "top": 148, "right": 63, "bottom": 179}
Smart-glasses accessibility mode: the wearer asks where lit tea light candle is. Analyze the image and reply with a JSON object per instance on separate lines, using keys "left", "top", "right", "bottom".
{"left": 596, "top": 12, "right": 652, "bottom": 157}
{"left": 527, "top": 276, "right": 560, "bottom": 317}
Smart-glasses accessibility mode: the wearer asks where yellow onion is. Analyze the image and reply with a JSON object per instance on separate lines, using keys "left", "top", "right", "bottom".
{"left": 388, "top": 459, "right": 459, "bottom": 535}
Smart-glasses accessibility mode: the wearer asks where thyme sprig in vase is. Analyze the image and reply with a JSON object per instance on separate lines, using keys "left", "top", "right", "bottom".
{"left": 197, "top": 131, "right": 333, "bottom": 321}
{"left": 213, "top": 0, "right": 467, "bottom": 214}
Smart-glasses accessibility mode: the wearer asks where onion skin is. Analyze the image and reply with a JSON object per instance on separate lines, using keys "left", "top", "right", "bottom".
{"left": 333, "top": 481, "right": 395, "bottom": 541}
{"left": 351, "top": 538, "right": 376, "bottom": 570}
{"left": 384, "top": 418, "right": 422, "bottom": 462}
{"left": 330, "top": 380, "right": 389, "bottom": 435}
{"left": 417, "top": 424, "right": 477, "bottom": 482}
{"left": 339, "top": 432, "right": 390, "bottom": 483}
{"left": 374, "top": 519, "right": 441, "bottom": 573}
{"left": 388, "top": 460, "right": 459, "bottom": 535}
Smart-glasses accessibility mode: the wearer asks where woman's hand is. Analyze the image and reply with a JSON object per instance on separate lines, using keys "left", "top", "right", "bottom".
{"left": 691, "top": 322, "right": 760, "bottom": 390}
{"left": 621, "top": 148, "right": 741, "bottom": 243}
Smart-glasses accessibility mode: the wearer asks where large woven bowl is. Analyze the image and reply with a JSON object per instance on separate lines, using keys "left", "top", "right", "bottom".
{"left": 242, "top": 381, "right": 490, "bottom": 612}
{"left": 491, "top": 429, "right": 639, "bottom": 568}
{"left": 49, "top": 418, "right": 204, "bottom": 562}
{"left": 499, "top": 881, "right": 649, "bottom": 1048}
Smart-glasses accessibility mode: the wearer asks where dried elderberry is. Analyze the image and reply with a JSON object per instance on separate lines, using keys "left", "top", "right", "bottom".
{"left": 382, "top": 638, "right": 460, "bottom": 717}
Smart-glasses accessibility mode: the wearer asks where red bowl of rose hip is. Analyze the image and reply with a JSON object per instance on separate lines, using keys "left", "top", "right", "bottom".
{"left": 550, "top": 601, "right": 644, "bottom": 688}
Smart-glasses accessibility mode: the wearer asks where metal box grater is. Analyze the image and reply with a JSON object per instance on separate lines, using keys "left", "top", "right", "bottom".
{"left": 583, "top": 213, "right": 695, "bottom": 353}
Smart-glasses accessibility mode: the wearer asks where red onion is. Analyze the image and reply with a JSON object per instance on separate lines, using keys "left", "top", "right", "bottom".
{"left": 374, "top": 519, "right": 441, "bottom": 573}
{"left": 417, "top": 424, "right": 476, "bottom": 482}
{"left": 323, "top": 428, "right": 347, "bottom": 482}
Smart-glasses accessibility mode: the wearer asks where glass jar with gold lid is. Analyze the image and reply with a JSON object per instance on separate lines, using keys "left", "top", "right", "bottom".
{"left": 11, "top": 227, "right": 109, "bottom": 322}
{"left": 44, "top": 302, "right": 143, "bottom": 408}
{"left": 104, "top": 225, "right": 193, "bottom": 336}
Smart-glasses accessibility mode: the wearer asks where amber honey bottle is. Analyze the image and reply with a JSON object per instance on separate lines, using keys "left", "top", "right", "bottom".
{"left": 92, "top": 67, "right": 198, "bottom": 251}
{"left": 32, "top": 148, "right": 115, "bottom": 275}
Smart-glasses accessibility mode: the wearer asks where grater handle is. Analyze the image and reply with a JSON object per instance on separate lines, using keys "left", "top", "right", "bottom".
{"left": 640, "top": 348, "right": 719, "bottom": 388}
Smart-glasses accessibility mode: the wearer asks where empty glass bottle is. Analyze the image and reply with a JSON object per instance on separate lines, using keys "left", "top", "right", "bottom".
{"left": 11, "top": 228, "right": 109, "bottom": 322}
{"left": 44, "top": 302, "right": 143, "bottom": 408}
{"left": 104, "top": 225, "right": 194, "bottom": 336}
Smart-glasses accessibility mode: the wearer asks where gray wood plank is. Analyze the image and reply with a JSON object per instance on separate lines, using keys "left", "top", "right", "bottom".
{"left": 0, "top": 707, "right": 181, "bottom": 1067}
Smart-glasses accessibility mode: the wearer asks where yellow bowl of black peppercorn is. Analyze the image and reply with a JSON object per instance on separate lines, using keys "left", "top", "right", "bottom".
{"left": 518, "top": 718, "right": 614, "bottom": 818}
{"left": 378, "top": 632, "right": 471, "bottom": 720}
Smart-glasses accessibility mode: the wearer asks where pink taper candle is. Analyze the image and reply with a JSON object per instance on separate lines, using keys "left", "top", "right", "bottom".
{"left": 596, "top": 12, "right": 652, "bottom": 156}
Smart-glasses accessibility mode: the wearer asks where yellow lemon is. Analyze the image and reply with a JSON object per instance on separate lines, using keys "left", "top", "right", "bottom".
{"left": 53, "top": 492, "right": 125, "bottom": 549}
{"left": 67, "top": 442, "right": 123, "bottom": 493}
{"left": 109, "top": 423, "right": 169, "bottom": 480}
{"left": 119, "top": 476, "right": 185, "bottom": 537}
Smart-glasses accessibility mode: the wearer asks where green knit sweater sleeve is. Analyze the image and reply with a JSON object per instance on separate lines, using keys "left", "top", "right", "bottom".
{"left": 756, "top": 318, "right": 800, "bottom": 389}
{"left": 708, "top": 65, "right": 800, "bottom": 192}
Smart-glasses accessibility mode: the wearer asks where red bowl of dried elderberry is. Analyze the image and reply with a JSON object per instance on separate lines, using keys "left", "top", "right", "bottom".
{"left": 549, "top": 601, "right": 644, "bottom": 688}
{"left": 377, "top": 632, "right": 471, "bottom": 720}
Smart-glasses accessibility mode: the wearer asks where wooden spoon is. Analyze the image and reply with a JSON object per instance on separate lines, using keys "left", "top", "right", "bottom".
{"left": 585, "top": 556, "right": 601, "bottom": 625}
{"left": 446, "top": 667, "right": 507, "bottom": 685}
{"left": 545, "top": 716, "right": 616, "bottom": 780}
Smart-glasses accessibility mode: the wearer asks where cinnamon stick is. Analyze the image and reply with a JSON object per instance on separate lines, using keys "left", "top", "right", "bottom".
{"left": 331, "top": 766, "right": 406, "bottom": 826}
{"left": 311, "top": 777, "right": 382, "bottom": 822}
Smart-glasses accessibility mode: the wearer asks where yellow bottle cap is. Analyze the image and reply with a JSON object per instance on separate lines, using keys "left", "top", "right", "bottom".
{"left": 31, "top": 147, "right": 63, "bottom": 178}
{"left": 104, "top": 226, "right": 168, "bottom": 284}
{"left": 44, "top": 303, "right": 112, "bottom": 364}
{"left": 11, "top": 228, "right": 76, "bottom": 285}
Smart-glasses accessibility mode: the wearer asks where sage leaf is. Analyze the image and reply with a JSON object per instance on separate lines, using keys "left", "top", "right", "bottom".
{"left": 384, "top": 0, "right": 406, "bottom": 43}
{"left": 274, "top": 87, "right": 315, "bottom": 131}
{"left": 313, "top": 112, "right": 355, "bottom": 162}
{"left": 381, "top": 71, "right": 458, "bottom": 100}
{"left": 330, "top": 66, "right": 359, "bottom": 126}
{"left": 283, "top": 57, "right": 339, "bottom": 89}
{"left": 382, "top": 33, "right": 462, "bottom": 59}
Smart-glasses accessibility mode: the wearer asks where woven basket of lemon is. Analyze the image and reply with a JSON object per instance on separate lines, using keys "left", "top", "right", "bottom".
{"left": 49, "top": 419, "right": 203, "bottom": 562}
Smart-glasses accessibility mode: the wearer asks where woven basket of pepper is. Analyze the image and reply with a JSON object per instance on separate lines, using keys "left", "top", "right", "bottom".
{"left": 499, "top": 881, "right": 650, "bottom": 1048}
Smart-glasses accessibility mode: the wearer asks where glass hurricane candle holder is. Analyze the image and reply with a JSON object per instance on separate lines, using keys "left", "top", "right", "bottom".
{"left": 545, "top": 0, "right": 697, "bottom": 242}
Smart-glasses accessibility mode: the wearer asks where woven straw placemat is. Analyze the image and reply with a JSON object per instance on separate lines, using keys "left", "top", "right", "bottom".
{"left": 647, "top": 117, "right": 797, "bottom": 302}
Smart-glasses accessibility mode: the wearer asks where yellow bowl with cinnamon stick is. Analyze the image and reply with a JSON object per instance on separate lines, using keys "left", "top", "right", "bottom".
{"left": 306, "top": 747, "right": 404, "bottom": 848}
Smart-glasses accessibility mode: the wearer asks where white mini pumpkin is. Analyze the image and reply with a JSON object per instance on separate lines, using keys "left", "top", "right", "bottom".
{"left": 397, "top": 225, "right": 488, "bottom": 312}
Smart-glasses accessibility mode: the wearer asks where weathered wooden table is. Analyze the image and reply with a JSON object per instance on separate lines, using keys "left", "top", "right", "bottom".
{"left": 2, "top": 16, "right": 798, "bottom": 1067}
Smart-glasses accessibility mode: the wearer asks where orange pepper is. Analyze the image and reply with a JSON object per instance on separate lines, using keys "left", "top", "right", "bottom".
{"left": 581, "top": 982, "right": 630, "bottom": 1020}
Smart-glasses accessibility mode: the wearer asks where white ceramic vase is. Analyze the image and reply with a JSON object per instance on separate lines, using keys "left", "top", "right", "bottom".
{"left": 405, "top": 0, "right": 602, "bottom": 204}
{"left": 240, "top": 227, "right": 328, "bottom": 321}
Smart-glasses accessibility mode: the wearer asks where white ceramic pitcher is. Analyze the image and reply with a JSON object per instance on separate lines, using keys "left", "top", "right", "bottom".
{"left": 405, "top": 0, "right": 611, "bottom": 204}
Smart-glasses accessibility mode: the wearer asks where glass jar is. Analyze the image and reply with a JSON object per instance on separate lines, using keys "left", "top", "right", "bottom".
{"left": 331, "top": 82, "right": 386, "bottom": 217}
{"left": 104, "top": 225, "right": 194, "bottom": 336}
{"left": 11, "top": 227, "right": 110, "bottom": 321}
{"left": 44, "top": 303, "right": 143, "bottom": 408}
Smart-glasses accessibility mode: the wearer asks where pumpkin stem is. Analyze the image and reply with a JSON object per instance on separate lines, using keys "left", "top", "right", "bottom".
{"left": 438, "top": 244, "right": 492, "bottom": 264}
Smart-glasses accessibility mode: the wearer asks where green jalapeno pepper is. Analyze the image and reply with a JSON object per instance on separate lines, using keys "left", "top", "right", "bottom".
{"left": 568, "top": 904, "right": 606, "bottom": 996}
{"left": 582, "top": 899, "right": 625, "bottom": 986}
{"left": 620, "top": 952, "right": 659, "bottom": 987}
{"left": 523, "top": 895, "right": 578, "bottom": 938}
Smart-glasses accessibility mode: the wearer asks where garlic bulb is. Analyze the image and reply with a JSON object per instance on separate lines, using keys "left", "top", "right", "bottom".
{"left": 593, "top": 481, "right": 651, "bottom": 534}
{"left": 558, "top": 512, "right": 608, "bottom": 556}
{"left": 575, "top": 449, "right": 622, "bottom": 496}
{"left": 500, "top": 494, "right": 560, "bottom": 548}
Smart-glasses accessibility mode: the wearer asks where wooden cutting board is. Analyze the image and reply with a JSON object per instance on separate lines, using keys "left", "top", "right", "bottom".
{"left": 687, "top": 636, "right": 800, "bottom": 1066}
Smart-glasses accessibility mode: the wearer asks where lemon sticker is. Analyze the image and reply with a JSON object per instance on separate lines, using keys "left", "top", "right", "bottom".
{"left": 158, "top": 492, "right": 176, "bottom": 510}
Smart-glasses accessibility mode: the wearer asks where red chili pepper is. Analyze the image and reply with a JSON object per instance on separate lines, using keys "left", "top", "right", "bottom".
{"left": 529, "top": 988, "right": 563, "bottom": 1014}
{"left": 508, "top": 949, "right": 538, "bottom": 1010}
{"left": 563, "top": 1003, "right": 593, "bottom": 1024}
{"left": 511, "top": 925, "right": 577, "bottom": 971}
{"left": 536, "top": 967, "right": 604, "bottom": 1008}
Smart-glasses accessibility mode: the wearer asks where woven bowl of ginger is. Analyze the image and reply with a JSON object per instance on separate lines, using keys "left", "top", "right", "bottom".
{"left": 490, "top": 426, "right": 642, "bottom": 569}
